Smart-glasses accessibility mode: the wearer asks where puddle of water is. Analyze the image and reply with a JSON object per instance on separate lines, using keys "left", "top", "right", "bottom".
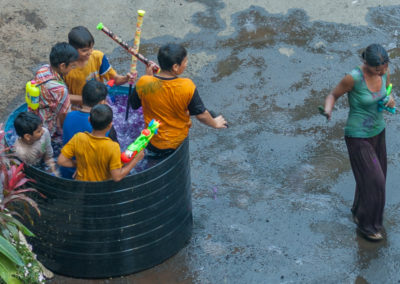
{"left": 50, "top": 3, "right": 400, "bottom": 284}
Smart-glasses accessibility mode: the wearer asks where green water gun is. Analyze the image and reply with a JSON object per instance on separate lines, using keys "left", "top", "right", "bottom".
{"left": 120, "top": 119, "right": 160, "bottom": 163}
{"left": 378, "top": 83, "right": 395, "bottom": 114}
{"left": 318, "top": 106, "right": 329, "bottom": 119}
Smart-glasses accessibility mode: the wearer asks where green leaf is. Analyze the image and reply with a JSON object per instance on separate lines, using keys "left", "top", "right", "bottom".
{"left": 1, "top": 225, "right": 18, "bottom": 244}
{"left": 0, "top": 253, "right": 22, "bottom": 284}
{"left": 0, "top": 228, "right": 11, "bottom": 243}
{"left": 0, "top": 214, "right": 34, "bottom": 237}
{"left": 0, "top": 236, "right": 23, "bottom": 267}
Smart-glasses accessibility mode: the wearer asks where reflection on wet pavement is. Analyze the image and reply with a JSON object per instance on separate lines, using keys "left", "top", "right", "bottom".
{"left": 53, "top": 2, "right": 400, "bottom": 283}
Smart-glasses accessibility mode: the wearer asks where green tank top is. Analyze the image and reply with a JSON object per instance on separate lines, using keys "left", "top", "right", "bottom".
{"left": 344, "top": 67, "right": 387, "bottom": 138}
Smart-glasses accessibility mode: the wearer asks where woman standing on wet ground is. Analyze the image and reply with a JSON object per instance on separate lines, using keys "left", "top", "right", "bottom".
{"left": 323, "top": 44, "right": 395, "bottom": 241}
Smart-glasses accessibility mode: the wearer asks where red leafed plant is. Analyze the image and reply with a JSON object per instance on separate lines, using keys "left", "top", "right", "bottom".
{"left": 0, "top": 123, "right": 44, "bottom": 217}
{"left": 1, "top": 162, "right": 45, "bottom": 217}
{"left": 0, "top": 122, "right": 45, "bottom": 226}
{"left": 0, "top": 123, "right": 46, "bottom": 283}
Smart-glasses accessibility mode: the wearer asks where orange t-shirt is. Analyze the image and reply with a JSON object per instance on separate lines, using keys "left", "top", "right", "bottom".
{"left": 135, "top": 75, "right": 196, "bottom": 149}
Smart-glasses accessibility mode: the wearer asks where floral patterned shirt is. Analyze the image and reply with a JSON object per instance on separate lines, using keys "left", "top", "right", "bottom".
{"left": 31, "top": 64, "right": 71, "bottom": 137}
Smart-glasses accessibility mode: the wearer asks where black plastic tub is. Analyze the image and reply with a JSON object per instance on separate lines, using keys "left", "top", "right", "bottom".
{"left": 5, "top": 99, "right": 193, "bottom": 278}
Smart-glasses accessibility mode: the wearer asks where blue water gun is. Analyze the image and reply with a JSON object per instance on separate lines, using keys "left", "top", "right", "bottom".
{"left": 378, "top": 84, "right": 396, "bottom": 114}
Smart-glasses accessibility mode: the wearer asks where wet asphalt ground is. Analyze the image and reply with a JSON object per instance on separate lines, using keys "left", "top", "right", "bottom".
{"left": 4, "top": 1, "right": 400, "bottom": 283}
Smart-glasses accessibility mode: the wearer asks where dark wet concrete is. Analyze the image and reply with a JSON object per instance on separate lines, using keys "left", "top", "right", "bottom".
{"left": 36, "top": 2, "right": 400, "bottom": 284}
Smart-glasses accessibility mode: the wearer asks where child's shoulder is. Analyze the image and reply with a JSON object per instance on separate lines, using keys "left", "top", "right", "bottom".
{"left": 136, "top": 75, "right": 159, "bottom": 87}
{"left": 35, "top": 64, "right": 64, "bottom": 87}
{"left": 13, "top": 137, "right": 25, "bottom": 148}
{"left": 36, "top": 64, "right": 51, "bottom": 73}
{"left": 138, "top": 75, "right": 195, "bottom": 84}
{"left": 69, "top": 131, "right": 89, "bottom": 141}
{"left": 90, "top": 49, "right": 105, "bottom": 60}
{"left": 91, "top": 136, "right": 120, "bottom": 155}
{"left": 35, "top": 64, "right": 54, "bottom": 82}
{"left": 177, "top": 77, "right": 195, "bottom": 85}
{"left": 42, "top": 127, "right": 50, "bottom": 136}
{"left": 66, "top": 110, "right": 89, "bottom": 119}
{"left": 107, "top": 139, "right": 121, "bottom": 154}
{"left": 174, "top": 77, "right": 196, "bottom": 92}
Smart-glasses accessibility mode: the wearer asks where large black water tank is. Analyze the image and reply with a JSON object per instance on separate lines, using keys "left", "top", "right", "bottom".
{"left": 5, "top": 103, "right": 193, "bottom": 278}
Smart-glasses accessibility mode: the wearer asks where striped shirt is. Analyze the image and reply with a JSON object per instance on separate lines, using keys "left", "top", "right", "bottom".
{"left": 32, "top": 64, "right": 71, "bottom": 137}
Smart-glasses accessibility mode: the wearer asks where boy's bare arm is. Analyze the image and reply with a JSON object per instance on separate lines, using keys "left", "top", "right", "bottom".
{"left": 110, "top": 150, "right": 145, "bottom": 182}
{"left": 45, "top": 158, "right": 60, "bottom": 177}
{"left": 58, "top": 112, "right": 68, "bottom": 128}
{"left": 69, "top": 94, "right": 83, "bottom": 106}
{"left": 113, "top": 73, "right": 132, "bottom": 85}
{"left": 57, "top": 153, "right": 76, "bottom": 168}
{"left": 113, "top": 62, "right": 156, "bottom": 86}
{"left": 196, "top": 110, "right": 227, "bottom": 129}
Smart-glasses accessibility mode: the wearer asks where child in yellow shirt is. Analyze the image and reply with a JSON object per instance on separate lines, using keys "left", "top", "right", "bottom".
{"left": 58, "top": 104, "right": 143, "bottom": 182}
{"left": 64, "top": 26, "right": 132, "bottom": 107}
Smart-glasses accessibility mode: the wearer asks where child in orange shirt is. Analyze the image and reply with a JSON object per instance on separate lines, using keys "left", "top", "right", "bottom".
{"left": 128, "top": 43, "right": 227, "bottom": 157}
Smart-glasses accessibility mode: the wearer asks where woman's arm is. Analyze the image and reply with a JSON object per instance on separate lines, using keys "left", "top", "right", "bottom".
{"left": 324, "top": 74, "right": 354, "bottom": 120}
{"left": 385, "top": 68, "right": 396, "bottom": 108}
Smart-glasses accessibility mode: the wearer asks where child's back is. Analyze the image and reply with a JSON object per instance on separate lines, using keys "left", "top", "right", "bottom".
{"left": 31, "top": 42, "right": 79, "bottom": 138}
{"left": 62, "top": 80, "right": 110, "bottom": 145}
{"left": 129, "top": 43, "right": 227, "bottom": 155}
{"left": 58, "top": 104, "right": 143, "bottom": 182}
{"left": 61, "top": 131, "right": 121, "bottom": 181}
{"left": 134, "top": 74, "right": 196, "bottom": 150}
{"left": 62, "top": 111, "right": 92, "bottom": 145}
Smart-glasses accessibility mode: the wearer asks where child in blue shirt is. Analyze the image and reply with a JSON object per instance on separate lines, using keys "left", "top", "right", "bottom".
{"left": 61, "top": 80, "right": 117, "bottom": 178}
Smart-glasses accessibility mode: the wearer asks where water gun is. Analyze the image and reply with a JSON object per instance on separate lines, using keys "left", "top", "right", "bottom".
{"left": 318, "top": 105, "right": 329, "bottom": 119}
{"left": 96, "top": 22, "right": 160, "bottom": 74}
{"left": 25, "top": 80, "right": 40, "bottom": 110}
{"left": 121, "top": 119, "right": 160, "bottom": 163}
{"left": 378, "top": 83, "right": 396, "bottom": 114}
{"left": 26, "top": 79, "right": 55, "bottom": 110}
{"left": 127, "top": 10, "right": 145, "bottom": 121}
{"left": 209, "top": 109, "right": 229, "bottom": 127}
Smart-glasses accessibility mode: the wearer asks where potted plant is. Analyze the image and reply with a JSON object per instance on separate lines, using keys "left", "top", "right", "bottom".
{"left": 0, "top": 124, "right": 45, "bottom": 284}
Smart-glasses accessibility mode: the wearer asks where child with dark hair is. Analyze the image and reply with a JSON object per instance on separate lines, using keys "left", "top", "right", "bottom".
{"left": 323, "top": 43, "right": 395, "bottom": 241}
{"left": 60, "top": 80, "right": 118, "bottom": 179}
{"left": 13, "top": 112, "right": 59, "bottom": 176}
{"left": 31, "top": 42, "right": 79, "bottom": 139}
{"left": 128, "top": 43, "right": 227, "bottom": 157}
{"left": 65, "top": 26, "right": 132, "bottom": 106}
{"left": 62, "top": 80, "right": 117, "bottom": 145}
{"left": 58, "top": 104, "right": 144, "bottom": 182}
